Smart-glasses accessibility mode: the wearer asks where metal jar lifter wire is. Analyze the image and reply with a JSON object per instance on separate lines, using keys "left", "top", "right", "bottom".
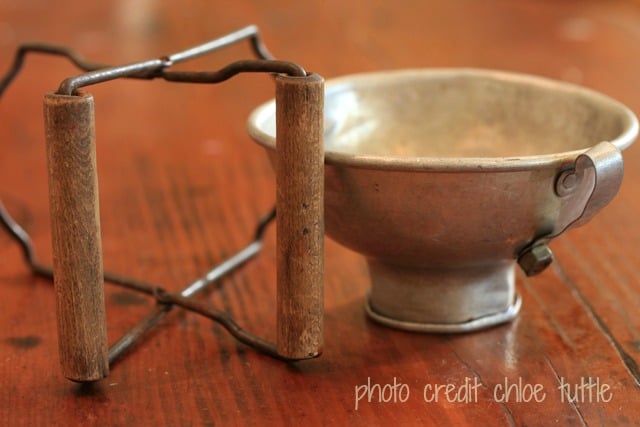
{"left": 0, "top": 25, "right": 324, "bottom": 382}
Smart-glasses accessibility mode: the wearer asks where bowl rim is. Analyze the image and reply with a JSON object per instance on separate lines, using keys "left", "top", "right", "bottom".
{"left": 247, "top": 68, "right": 638, "bottom": 172}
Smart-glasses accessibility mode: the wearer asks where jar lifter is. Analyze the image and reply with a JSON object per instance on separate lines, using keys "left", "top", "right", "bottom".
{"left": 0, "top": 26, "right": 324, "bottom": 382}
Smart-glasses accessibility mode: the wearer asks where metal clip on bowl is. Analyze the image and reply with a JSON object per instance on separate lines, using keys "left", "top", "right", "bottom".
{"left": 517, "top": 141, "right": 624, "bottom": 276}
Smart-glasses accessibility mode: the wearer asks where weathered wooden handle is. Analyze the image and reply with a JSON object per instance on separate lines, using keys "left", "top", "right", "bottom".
{"left": 44, "top": 92, "right": 108, "bottom": 382}
{"left": 275, "top": 73, "right": 324, "bottom": 359}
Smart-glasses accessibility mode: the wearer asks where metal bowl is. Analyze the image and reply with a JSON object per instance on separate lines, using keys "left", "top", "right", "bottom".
{"left": 248, "top": 68, "right": 638, "bottom": 332}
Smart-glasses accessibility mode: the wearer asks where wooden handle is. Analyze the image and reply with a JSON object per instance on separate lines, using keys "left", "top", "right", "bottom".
{"left": 275, "top": 73, "right": 324, "bottom": 359}
{"left": 44, "top": 92, "right": 108, "bottom": 382}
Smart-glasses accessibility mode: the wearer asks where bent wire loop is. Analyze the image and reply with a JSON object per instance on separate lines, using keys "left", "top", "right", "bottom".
{"left": 0, "top": 25, "right": 305, "bottom": 364}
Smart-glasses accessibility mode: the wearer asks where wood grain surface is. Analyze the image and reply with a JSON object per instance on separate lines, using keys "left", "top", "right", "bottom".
{"left": 0, "top": 1, "right": 639, "bottom": 426}
{"left": 275, "top": 74, "right": 324, "bottom": 360}
{"left": 45, "top": 92, "right": 109, "bottom": 382}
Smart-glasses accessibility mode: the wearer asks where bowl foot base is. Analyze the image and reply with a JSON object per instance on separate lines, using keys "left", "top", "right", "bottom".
{"left": 366, "top": 260, "right": 521, "bottom": 333}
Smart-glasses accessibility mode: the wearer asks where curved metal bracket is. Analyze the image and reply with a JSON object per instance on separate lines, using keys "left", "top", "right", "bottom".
{"left": 518, "top": 141, "right": 623, "bottom": 276}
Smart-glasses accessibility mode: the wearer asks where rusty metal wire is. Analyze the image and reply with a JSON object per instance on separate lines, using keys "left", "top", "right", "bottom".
{"left": 0, "top": 26, "right": 307, "bottom": 365}
{"left": 0, "top": 25, "right": 302, "bottom": 96}
{"left": 107, "top": 209, "right": 280, "bottom": 364}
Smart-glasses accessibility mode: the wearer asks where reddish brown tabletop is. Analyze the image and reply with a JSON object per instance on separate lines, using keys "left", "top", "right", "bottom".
{"left": 1, "top": 1, "right": 639, "bottom": 425}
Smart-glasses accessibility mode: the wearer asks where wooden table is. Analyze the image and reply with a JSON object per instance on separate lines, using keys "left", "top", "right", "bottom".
{"left": 1, "top": 1, "right": 639, "bottom": 425}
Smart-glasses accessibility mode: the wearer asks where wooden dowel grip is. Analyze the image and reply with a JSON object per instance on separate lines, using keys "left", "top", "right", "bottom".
{"left": 275, "top": 73, "right": 324, "bottom": 359}
{"left": 44, "top": 92, "right": 108, "bottom": 382}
